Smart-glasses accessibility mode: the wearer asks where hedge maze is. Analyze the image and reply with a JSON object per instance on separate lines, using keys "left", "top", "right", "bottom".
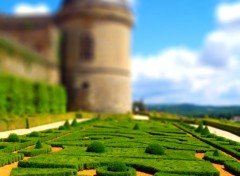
{"left": 0, "top": 118, "right": 239, "bottom": 175}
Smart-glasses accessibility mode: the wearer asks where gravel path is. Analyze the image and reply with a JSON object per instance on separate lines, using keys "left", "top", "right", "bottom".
{"left": 192, "top": 125, "right": 240, "bottom": 142}
{"left": 133, "top": 115, "right": 149, "bottom": 120}
{"left": 0, "top": 119, "right": 89, "bottom": 139}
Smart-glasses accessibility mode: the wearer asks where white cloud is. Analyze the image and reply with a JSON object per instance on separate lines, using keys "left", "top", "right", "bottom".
{"left": 217, "top": 2, "right": 240, "bottom": 24}
{"left": 14, "top": 3, "right": 50, "bottom": 16}
{"left": 132, "top": 1, "right": 240, "bottom": 105}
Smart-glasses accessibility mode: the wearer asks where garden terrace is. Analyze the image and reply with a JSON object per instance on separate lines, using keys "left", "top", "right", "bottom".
{"left": 0, "top": 118, "right": 238, "bottom": 175}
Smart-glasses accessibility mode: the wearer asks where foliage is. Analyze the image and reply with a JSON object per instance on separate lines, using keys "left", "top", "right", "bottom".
{"left": 213, "top": 150, "right": 219, "bottom": 157}
{"left": 11, "top": 168, "right": 77, "bottom": 176}
{"left": 224, "top": 161, "right": 240, "bottom": 175}
{"left": 71, "top": 118, "right": 78, "bottom": 127}
{"left": 35, "top": 140, "right": 43, "bottom": 149}
{"left": 133, "top": 124, "right": 140, "bottom": 130}
{"left": 64, "top": 120, "right": 71, "bottom": 129}
{"left": 86, "top": 141, "right": 105, "bottom": 153}
{"left": 145, "top": 143, "right": 165, "bottom": 155}
{"left": 97, "top": 166, "right": 136, "bottom": 176}
{"left": 107, "top": 161, "right": 127, "bottom": 172}
{"left": 8, "top": 133, "right": 20, "bottom": 142}
{"left": 201, "top": 126, "right": 210, "bottom": 136}
{"left": 195, "top": 123, "right": 204, "bottom": 133}
{"left": 0, "top": 74, "right": 67, "bottom": 116}
{"left": 28, "top": 131, "right": 40, "bottom": 137}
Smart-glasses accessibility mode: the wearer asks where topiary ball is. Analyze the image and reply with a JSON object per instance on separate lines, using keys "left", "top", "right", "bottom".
{"left": 201, "top": 126, "right": 210, "bottom": 136}
{"left": 29, "top": 131, "right": 40, "bottom": 137}
{"left": 107, "top": 161, "right": 127, "bottom": 172}
{"left": 35, "top": 140, "right": 43, "bottom": 149}
{"left": 86, "top": 141, "right": 105, "bottom": 153}
{"left": 8, "top": 133, "right": 20, "bottom": 142}
{"left": 145, "top": 143, "right": 165, "bottom": 155}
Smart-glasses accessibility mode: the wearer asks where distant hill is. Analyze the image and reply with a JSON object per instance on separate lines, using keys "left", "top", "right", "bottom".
{"left": 146, "top": 104, "right": 240, "bottom": 119}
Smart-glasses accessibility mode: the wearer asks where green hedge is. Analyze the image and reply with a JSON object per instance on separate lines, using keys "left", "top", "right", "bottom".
{"left": 0, "top": 74, "right": 66, "bottom": 116}
{"left": 96, "top": 166, "right": 136, "bottom": 176}
{"left": 11, "top": 168, "right": 77, "bottom": 176}
{"left": 203, "top": 119, "right": 240, "bottom": 136}
{"left": 18, "top": 144, "right": 51, "bottom": 157}
{"left": 224, "top": 161, "right": 240, "bottom": 175}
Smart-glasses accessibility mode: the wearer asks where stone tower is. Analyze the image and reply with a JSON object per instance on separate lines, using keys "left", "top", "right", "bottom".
{"left": 57, "top": 0, "right": 133, "bottom": 113}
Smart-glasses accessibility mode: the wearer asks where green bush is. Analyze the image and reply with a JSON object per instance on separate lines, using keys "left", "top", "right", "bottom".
{"left": 195, "top": 123, "right": 204, "bottom": 133}
{"left": 71, "top": 118, "right": 78, "bottom": 127}
{"left": 213, "top": 150, "right": 219, "bottom": 157}
{"left": 64, "top": 120, "right": 71, "bottom": 130}
{"left": 145, "top": 143, "right": 165, "bottom": 155}
{"left": 96, "top": 166, "right": 136, "bottom": 176}
{"left": 11, "top": 168, "right": 77, "bottom": 176}
{"left": 8, "top": 133, "right": 20, "bottom": 142}
{"left": 201, "top": 126, "right": 210, "bottom": 136}
{"left": 224, "top": 161, "right": 240, "bottom": 175}
{"left": 133, "top": 124, "right": 140, "bottom": 130}
{"left": 35, "top": 140, "right": 43, "bottom": 149}
{"left": 86, "top": 141, "right": 105, "bottom": 153}
{"left": 108, "top": 161, "right": 127, "bottom": 172}
{"left": 58, "top": 126, "right": 65, "bottom": 130}
{"left": 28, "top": 131, "right": 40, "bottom": 137}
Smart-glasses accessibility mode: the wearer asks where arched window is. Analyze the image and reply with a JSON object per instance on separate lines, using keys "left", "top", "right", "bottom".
{"left": 79, "top": 33, "right": 94, "bottom": 60}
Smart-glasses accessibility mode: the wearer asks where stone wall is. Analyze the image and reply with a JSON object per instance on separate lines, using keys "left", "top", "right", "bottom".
{"left": 0, "top": 36, "right": 60, "bottom": 84}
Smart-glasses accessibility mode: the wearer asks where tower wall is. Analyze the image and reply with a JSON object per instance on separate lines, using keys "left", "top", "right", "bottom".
{"left": 59, "top": 5, "right": 133, "bottom": 113}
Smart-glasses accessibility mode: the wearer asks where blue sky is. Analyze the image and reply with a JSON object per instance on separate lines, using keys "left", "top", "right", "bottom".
{"left": 1, "top": 0, "right": 240, "bottom": 105}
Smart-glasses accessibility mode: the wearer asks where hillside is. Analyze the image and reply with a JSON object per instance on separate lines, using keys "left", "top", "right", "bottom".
{"left": 147, "top": 104, "right": 240, "bottom": 119}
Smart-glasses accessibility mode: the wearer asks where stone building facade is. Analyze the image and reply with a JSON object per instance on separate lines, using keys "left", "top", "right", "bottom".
{"left": 0, "top": 0, "right": 133, "bottom": 113}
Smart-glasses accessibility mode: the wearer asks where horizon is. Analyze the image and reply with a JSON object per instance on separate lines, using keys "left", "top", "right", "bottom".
{"left": 0, "top": 0, "right": 240, "bottom": 106}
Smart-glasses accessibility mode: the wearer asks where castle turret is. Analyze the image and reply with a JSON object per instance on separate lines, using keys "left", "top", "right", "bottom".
{"left": 57, "top": 0, "right": 133, "bottom": 113}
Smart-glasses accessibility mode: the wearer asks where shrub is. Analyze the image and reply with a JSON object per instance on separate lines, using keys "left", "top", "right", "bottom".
{"left": 8, "top": 133, "right": 20, "bottom": 142}
{"left": 45, "top": 129, "right": 54, "bottom": 133}
{"left": 224, "top": 161, "right": 240, "bottom": 175}
{"left": 35, "top": 140, "right": 43, "bottom": 149}
{"left": 201, "top": 126, "right": 210, "bottom": 136}
{"left": 28, "top": 131, "right": 40, "bottom": 137}
{"left": 133, "top": 124, "right": 140, "bottom": 130}
{"left": 195, "top": 123, "right": 203, "bottom": 133}
{"left": 64, "top": 120, "right": 71, "bottom": 130}
{"left": 213, "top": 150, "right": 219, "bottom": 157}
{"left": 145, "top": 143, "right": 165, "bottom": 155}
{"left": 108, "top": 161, "right": 127, "bottom": 172}
{"left": 71, "top": 119, "right": 78, "bottom": 127}
{"left": 96, "top": 166, "right": 136, "bottom": 176}
{"left": 58, "top": 126, "right": 65, "bottom": 130}
{"left": 86, "top": 141, "right": 105, "bottom": 153}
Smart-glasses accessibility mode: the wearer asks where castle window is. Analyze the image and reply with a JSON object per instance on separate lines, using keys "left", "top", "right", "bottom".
{"left": 81, "top": 82, "right": 90, "bottom": 90}
{"left": 80, "top": 33, "right": 94, "bottom": 61}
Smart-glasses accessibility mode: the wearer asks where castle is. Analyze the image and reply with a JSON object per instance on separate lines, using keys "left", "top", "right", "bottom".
{"left": 0, "top": 0, "right": 134, "bottom": 113}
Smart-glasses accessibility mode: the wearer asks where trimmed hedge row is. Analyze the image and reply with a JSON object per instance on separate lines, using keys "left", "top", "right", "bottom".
{"left": 18, "top": 144, "right": 51, "bottom": 157}
{"left": 203, "top": 119, "right": 240, "bottom": 136}
{"left": 203, "top": 151, "right": 235, "bottom": 164}
{"left": 175, "top": 123, "right": 240, "bottom": 159}
{"left": 0, "top": 153, "right": 24, "bottom": 167}
{"left": 0, "top": 74, "right": 66, "bottom": 116}
{"left": 96, "top": 166, "right": 136, "bottom": 176}
{"left": 224, "top": 161, "right": 240, "bottom": 175}
{"left": 10, "top": 168, "right": 77, "bottom": 176}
